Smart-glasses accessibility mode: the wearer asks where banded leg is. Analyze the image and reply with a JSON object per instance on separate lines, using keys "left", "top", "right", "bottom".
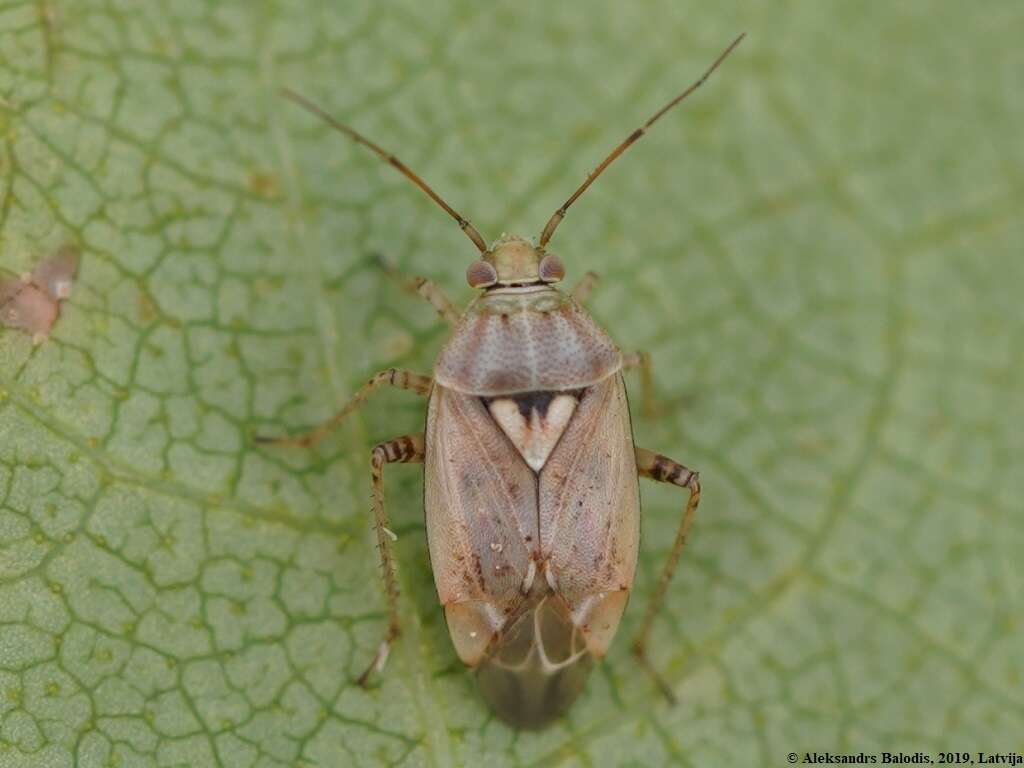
{"left": 359, "top": 433, "right": 425, "bottom": 685}
{"left": 570, "top": 270, "right": 599, "bottom": 304}
{"left": 256, "top": 368, "right": 431, "bottom": 448}
{"left": 631, "top": 447, "right": 701, "bottom": 704}
{"left": 375, "top": 255, "right": 459, "bottom": 325}
{"left": 623, "top": 350, "right": 657, "bottom": 417}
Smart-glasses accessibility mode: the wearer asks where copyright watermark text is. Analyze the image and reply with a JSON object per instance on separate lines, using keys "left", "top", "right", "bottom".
{"left": 786, "top": 753, "right": 1024, "bottom": 766}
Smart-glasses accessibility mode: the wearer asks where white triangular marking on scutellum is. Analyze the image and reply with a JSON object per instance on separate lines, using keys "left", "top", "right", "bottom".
{"left": 488, "top": 394, "right": 577, "bottom": 472}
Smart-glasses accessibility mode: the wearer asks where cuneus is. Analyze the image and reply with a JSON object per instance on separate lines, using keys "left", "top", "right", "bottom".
{"left": 259, "top": 33, "right": 744, "bottom": 729}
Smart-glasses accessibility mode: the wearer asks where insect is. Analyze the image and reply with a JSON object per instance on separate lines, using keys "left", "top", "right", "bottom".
{"left": 260, "top": 33, "right": 744, "bottom": 728}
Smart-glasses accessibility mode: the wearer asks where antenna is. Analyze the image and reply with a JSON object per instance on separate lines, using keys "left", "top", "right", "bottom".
{"left": 538, "top": 32, "right": 746, "bottom": 248}
{"left": 281, "top": 88, "right": 488, "bottom": 253}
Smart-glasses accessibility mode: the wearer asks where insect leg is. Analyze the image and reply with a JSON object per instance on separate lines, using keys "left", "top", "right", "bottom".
{"left": 569, "top": 270, "right": 600, "bottom": 304}
{"left": 622, "top": 350, "right": 657, "bottom": 417}
{"left": 255, "top": 368, "right": 431, "bottom": 448}
{"left": 408, "top": 275, "right": 459, "bottom": 325}
{"left": 359, "top": 432, "right": 426, "bottom": 686}
{"left": 374, "top": 255, "right": 459, "bottom": 325}
{"left": 631, "top": 447, "right": 701, "bottom": 704}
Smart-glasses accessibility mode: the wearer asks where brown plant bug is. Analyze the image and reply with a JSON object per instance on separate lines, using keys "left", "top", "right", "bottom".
{"left": 259, "top": 33, "right": 744, "bottom": 728}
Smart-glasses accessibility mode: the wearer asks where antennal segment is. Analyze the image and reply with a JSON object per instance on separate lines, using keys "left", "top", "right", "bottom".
{"left": 281, "top": 88, "right": 488, "bottom": 253}
{"left": 538, "top": 32, "right": 745, "bottom": 248}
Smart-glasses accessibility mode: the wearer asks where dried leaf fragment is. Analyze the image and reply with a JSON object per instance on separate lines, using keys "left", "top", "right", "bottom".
{"left": 0, "top": 245, "right": 79, "bottom": 343}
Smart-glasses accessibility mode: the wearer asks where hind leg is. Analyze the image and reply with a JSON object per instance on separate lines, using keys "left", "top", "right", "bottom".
{"left": 358, "top": 433, "right": 426, "bottom": 685}
{"left": 631, "top": 447, "right": 701, "bottom": 704}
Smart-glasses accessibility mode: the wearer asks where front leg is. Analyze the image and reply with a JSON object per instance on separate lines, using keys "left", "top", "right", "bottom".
{"left": 359, "top": 433, "right": 426, "bottom": 686}
{"left": 631, "top": 447, "right": 701, "bottom": 704}
{"left": 570, "top": 270, "right": 599, "bottom": 304}
{"left": 374, "top": 254, "right": 460, "bottom": 326}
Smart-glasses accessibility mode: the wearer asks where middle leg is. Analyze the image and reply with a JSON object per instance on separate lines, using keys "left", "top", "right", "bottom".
{"left": 256, "top": 368, "right": 431, "bottom": 448}
{"left": 622, "top": 350, "right": 657, "bottom": 417}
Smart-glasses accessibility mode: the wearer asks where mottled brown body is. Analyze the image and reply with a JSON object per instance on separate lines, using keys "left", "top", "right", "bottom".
{"left": 262, "top": 237, "right": 701, "bottom": 728}
{"left": 264, "top": 34, "right": 742, "bottom": 729}
{"left": 423, "top": 280, "right": 640, "bottom": 724}
{"left": 422, "top": 278, "right": 642, "bottom": 725}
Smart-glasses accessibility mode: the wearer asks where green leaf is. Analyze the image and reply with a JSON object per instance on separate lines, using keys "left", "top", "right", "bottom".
{"left": 1, "top": 2, "right": 1022, "bottom": 766}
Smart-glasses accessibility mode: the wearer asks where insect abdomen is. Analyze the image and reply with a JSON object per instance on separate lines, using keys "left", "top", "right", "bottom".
{"left": 476, "top": 594, "right": 593, "bottom": 730}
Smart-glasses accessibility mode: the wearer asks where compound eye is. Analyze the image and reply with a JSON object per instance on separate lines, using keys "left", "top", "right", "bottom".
{"left": 466, "top": 259, "right": 498, "bottom": 288}
{"left": 538, "top": 253, "right": 565, "bottom": 283}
